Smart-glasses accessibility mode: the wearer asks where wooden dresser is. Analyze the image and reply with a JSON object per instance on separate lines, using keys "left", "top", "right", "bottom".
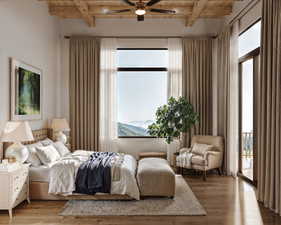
{"left": 0, "top": 164, "right": 30, "bottom": 218}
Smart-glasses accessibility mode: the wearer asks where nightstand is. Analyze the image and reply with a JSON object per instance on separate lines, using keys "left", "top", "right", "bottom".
{"left": 0, "top": 164, "right": 30, "bottom": 218}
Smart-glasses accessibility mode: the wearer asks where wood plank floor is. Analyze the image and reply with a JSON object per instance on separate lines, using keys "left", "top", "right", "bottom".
{"left": 1, "top": 174, "right": 280, "bottom": 225}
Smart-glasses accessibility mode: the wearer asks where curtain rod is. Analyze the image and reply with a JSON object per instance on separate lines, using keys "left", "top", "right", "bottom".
{"left": 64, "top": 35, "right": 216, "bottom": 39}
{"left": 229, "top": 0, "right": 260, "bottom": 25}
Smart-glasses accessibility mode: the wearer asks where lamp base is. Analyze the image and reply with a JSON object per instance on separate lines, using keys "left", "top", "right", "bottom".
{"left": 5, "top": 142, "right": 29, "bottom": 163}
{"left": 54, "top": 131, "right": 67, "bottom": 144}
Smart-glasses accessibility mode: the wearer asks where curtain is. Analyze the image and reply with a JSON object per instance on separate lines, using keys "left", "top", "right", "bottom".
{"left": 257, "top": 0, "right": 281, "bottom": 215}
{"left": 99, "top": 38, "right": 118, "bottom": 152}
{"left": 69, "top": 37, "right": 100, "bottom": 151}
{"left": 182, "top": 39, "right": 213, "bottom": 146}
{"left": 168, "top": 38, "right": 182, "bottom": 99}
{"left": 216, "top": 22, "right": 239, "bottom": 176}
{"left": 166, "top": 38, "right": 182, "bottom": 165}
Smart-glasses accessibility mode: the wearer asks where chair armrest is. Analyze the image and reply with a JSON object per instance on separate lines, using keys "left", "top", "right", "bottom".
{"left": 205, "top": 151, "right": 222, "bottom": 169}
{"left": 179, "top": 148, "right": 191, "bottom": 154}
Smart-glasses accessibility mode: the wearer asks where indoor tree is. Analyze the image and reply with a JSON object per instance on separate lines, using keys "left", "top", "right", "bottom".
{"left": 148, "top": 97, "right": 199, "bottom": 144}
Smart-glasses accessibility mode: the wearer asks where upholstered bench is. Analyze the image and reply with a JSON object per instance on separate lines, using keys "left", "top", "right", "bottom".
{"left": 138, "top": 151, "right": 167, "bottom": 160}
{"left": 137, "top": 158, "right": 175, "bottom": 197}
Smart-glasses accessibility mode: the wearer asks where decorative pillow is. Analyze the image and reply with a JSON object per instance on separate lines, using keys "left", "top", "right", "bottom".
{"left": 191, "top": 143, "right": 213, "bottom": 156}
{"left": 25, "top": 142, "right": 43, "bottom": 167}
{"left": 36, "top": 145, "right": 61, "bottom": 165}
{"left": 40, "top": 138, "right": 54, "bottom": 146}
{"left": 53, "top": 141, "right": 70, "bottom": 157}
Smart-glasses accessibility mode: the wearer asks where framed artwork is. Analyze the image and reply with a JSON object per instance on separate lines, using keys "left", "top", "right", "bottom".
{"left": 10, "top": 59, "right": 42, "bottom": 121}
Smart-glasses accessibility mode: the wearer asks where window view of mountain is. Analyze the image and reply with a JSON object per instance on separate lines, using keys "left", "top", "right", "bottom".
{"left": 118, "top": 120, "right": 153, "bottom": 136}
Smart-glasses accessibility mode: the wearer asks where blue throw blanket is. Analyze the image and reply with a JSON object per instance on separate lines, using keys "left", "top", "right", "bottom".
{"left": 75, "top": 152, "right": 117, "bottom": 195}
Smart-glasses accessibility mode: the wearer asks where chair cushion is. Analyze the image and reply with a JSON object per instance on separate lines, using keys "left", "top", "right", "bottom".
{"left": 191, "top": 143, "right": 213, "bottom": 156}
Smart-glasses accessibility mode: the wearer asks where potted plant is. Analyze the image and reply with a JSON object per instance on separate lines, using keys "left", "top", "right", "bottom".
{"left": 148, "top": 97, "right": 199, "bottom": 145}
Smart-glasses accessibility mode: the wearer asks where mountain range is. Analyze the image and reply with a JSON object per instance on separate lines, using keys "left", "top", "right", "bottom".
{"left": 118, "top": 122, "right": 150, "bottom": 136}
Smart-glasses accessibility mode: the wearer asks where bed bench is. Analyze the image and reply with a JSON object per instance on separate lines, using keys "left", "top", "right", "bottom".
{"left": 137, "top": 157, "right": 175, "bottom": 198}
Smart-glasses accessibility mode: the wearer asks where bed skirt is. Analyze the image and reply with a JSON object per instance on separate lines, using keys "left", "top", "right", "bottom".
{"left": 29, "top": 181, "right": 133, "bottom": 200}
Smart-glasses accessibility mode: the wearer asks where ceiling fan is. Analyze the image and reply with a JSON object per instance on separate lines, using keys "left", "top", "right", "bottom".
{"left": 105, "top": 0, "right": 176, "bottom": 21}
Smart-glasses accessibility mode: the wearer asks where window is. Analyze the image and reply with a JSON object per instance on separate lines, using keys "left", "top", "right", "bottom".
{"left": 117, "top": 49, "right": 168, "bottom": 137}
{"left": 238, "top": 20, "right": 261, "bottom": 185}
{"left": 239, "top": 20, "right": 261, "bottom": 57}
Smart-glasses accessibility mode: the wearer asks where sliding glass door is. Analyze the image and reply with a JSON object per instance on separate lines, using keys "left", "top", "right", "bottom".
{"left": 238, "top": 20, "right": 261, "bottom": 185}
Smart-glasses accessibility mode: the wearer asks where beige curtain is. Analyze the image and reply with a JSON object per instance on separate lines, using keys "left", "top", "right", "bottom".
{"left": 215, "top": 22, "right": 239, "bottom": 176}
{"left": 257, "top": 0, "right": 281, "bottom": 215}
{"left": 182, "top": 39, "right": 213, "bottom": 146}
{"left": 69, "top": 37, "right": 100, "bottom": 151}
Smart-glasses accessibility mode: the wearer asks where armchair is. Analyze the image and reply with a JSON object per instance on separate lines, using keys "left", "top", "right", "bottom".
{"left": 176, "top": 135, "right": 224, "bottom": 181}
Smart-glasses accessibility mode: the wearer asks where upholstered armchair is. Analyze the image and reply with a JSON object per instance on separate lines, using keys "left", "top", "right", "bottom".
{"left": 176, "top": 135, "right": 224, "bottom": 181}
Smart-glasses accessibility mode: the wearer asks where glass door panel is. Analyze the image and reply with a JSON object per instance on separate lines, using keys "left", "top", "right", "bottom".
{"left": 241, "top": 59, "right": 254, "bottom": 180}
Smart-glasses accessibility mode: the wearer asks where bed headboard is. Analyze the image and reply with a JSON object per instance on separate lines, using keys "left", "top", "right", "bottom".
{"left": 2, "top": 128, "right": 53, "bottom": 159}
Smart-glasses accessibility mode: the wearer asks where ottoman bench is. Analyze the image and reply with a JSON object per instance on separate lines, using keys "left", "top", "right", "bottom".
{"left": 137, "top": 158, "right": 175, "bottom": 197}
{"left": 138, "top": 151, "right": 167, "bottom": 160}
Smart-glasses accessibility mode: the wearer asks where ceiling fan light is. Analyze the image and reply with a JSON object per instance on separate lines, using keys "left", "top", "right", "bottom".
{"left": 135, "top": 9, "right": 146, "bottom": 15}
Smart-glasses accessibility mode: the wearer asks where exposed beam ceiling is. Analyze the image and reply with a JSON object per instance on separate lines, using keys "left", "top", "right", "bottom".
{"left": 39, "top": 0, "right": 239, "bottom": 27}
{"left": 73, "top": 0, "right": 95, "bottom": 26}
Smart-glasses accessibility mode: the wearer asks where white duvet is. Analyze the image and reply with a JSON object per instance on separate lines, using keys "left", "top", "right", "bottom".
{"left": 48, "top": 150, "right": 140, "bottom": 200}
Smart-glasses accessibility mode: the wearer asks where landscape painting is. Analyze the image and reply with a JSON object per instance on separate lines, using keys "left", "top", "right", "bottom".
{"left": 11, "top": 59, "right": 42, "bottom": 120}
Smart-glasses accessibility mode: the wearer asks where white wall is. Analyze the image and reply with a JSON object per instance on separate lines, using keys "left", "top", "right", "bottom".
{"left": 0, "top": 0, "right": 60, "bottom": 156}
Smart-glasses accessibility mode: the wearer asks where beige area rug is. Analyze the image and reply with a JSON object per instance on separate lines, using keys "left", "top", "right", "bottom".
{"left": 59, "top": 175, "right": 206, "bottom": 216}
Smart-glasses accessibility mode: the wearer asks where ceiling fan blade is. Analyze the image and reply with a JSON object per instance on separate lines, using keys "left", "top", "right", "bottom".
{"left": 121, "top": 0, "right": 135, "bottom": 6}
{"left": 146, "top": 0, "right": 162, "bottom": 7}
{"left": 137, "top": 15, "right": 144, "bottom": 21}
{"left": 149, "top": 8, "right": 176, "bottom": 14}
{"left": 106, "top": 9, "right": 132, "bottom": 14}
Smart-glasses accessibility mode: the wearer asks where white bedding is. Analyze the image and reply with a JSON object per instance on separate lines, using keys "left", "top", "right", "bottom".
{"left": 48, "top": 150, "right": 140, "bottom": 200}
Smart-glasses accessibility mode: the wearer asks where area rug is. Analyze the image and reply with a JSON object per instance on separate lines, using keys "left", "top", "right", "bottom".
{"left": 59, "top": 175, "right": 206, "bottom": 216}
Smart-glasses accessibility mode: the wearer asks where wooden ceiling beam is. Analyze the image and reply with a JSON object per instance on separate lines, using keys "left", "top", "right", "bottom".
{"left": 185, "top": 0, "right": 209, "bottom": 26}
{"left": 72, "top": 0, "right": 95, "bottom": 27}
{"left": 41, "top": 0, "right": 236, "bottom": 27}
{"left": 49, "top": 5, "right": 232, "bottom": 17}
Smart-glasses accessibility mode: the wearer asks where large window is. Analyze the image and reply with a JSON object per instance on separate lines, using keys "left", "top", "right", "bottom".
{"left": 117, "top": 49, "right": 168, "bottom": 137}
{"left": 238, "top": 20, "right": 261, "bottom": 185}
{"left": 239, "top": 20, "right": 261, "bottom": 57}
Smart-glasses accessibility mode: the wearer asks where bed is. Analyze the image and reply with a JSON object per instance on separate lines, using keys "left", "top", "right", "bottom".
{"left": 5, "top": 129, "right": 139, "bottom": 200}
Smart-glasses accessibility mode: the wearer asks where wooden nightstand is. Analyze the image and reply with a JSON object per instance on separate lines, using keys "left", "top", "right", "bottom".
{"left": 0, "top": 164, "right": 30, "bottom": 218}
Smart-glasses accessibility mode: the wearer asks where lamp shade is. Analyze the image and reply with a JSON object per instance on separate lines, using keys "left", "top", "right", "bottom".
{"left": 51, "top": 118, "right": 70, "bottom": 131}
{"left": 1, "top": 121, "right": 34, "bottom": 143}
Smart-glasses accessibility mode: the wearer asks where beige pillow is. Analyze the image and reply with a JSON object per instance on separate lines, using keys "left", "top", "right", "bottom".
{"left": 26, "top": 142, "right": 43, "bottom": 167}
{"left": 53, "top": 141, "right": 70, "bottom": 157}
{"left": 40, "top": 138, "right": 54, "bottom": 146}
{"left": 191, "top": 143, "right": 213, "bottom": 156}
{"left": 36, "top": 145, "right": 61, "bottom": 165}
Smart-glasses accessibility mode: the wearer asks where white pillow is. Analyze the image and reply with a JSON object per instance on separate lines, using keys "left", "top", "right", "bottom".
{"left": 26, "top": 142, "right": 43, "bottom": 167}
{"left": 191, "top": 143, "right": 213, "bottom": 156}
{"left": 40, "top": 138, "right": 54, "bottom": 146}
{"left": 36, "top": 145, "right": 61, "bottom": 165}
{"left": 53, "top": 141, "right": 70, "bottom": 157}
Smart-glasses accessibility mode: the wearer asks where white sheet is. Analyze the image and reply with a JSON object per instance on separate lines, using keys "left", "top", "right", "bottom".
{"left": 48, "top": 150, "right": 140, "bottom": 200}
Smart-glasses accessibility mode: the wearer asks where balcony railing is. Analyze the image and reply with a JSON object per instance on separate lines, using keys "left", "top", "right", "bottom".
{"left": 241, "top": 132, "right": 253, "bottom": 179}
{"left": 242, "top": 132, "right": 253, "bottom": 158}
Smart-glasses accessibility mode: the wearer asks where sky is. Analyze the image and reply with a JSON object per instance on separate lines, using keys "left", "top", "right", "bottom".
{"left": 239, "top": 20, "right": 261, "bottom": 133}
{"left": 117, "top": 50, "right": 168, "bottom": 124}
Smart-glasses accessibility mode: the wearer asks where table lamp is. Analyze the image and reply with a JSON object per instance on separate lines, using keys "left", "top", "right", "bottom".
{"left": 1, "top": 121, "right": 34, "bottom": 163}
{"left": 50, "top": 118, "right": 70, "bottom": 144}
